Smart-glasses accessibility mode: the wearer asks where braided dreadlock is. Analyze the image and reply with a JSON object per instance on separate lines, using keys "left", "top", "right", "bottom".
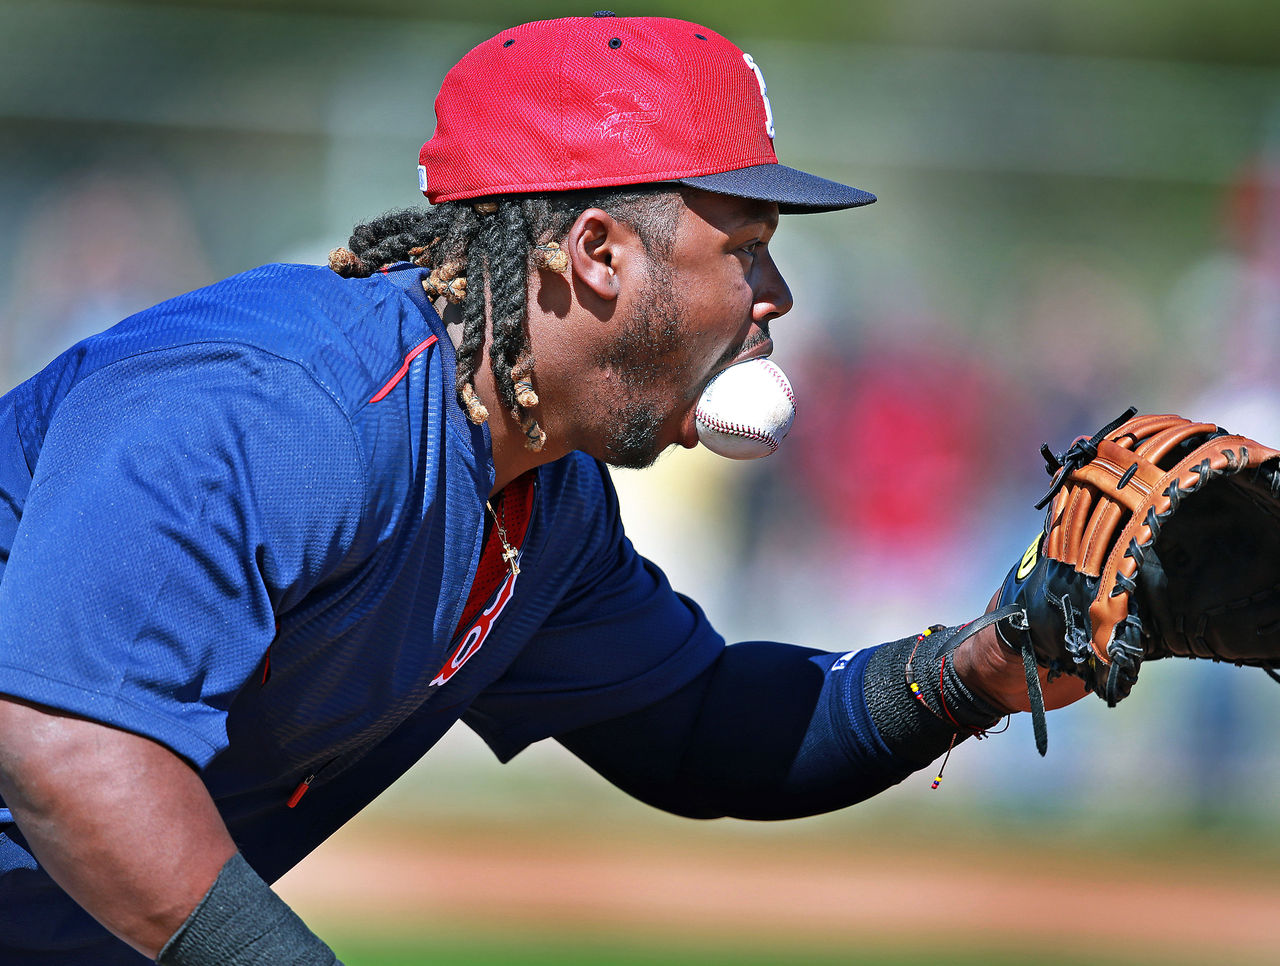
{"left": 328, "top": 187, "right": 682, "bottom": 451}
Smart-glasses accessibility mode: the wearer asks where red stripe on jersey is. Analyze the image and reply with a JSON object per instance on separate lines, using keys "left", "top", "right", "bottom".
{"left": 369, "top": 336, "right": 438, "bottom": 403}
{"left": 432, "top": 473, "right": 536, "bottom": 688}
{"left": 453, "top": 472, "right": 535, "bottom": 637}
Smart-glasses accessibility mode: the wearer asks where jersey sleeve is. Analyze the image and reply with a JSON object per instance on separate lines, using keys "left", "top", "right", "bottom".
{"left": 464, "top": 461, "right": 725, "bottom": 762}
{"left": 0, "top": 346, "right": 368, "bottom": 768}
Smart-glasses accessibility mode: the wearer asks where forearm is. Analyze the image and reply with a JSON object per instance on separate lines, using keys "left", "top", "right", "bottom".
{"left": 0, "top": 696, "right": 236, "bottom": 958}
{"left": 560, "top": 633, "right": 998, "bottom": 821}
{"left": 0, "top": 696, "right": 344, "bottom": 964}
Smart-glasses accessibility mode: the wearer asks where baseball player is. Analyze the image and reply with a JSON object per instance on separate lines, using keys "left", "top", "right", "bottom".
{"left": 0, "top": 15, "right": 1085, "bottom": 965}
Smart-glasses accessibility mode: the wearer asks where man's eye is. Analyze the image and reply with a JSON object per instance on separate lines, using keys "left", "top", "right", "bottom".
{"left": 739, "top": 241, "right": 761, "bottom": 257}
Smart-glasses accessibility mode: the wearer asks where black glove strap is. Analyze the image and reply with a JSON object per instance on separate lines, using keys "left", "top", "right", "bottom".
{"left": 157, "top": 852, "right": 342, "bottom": 966}
{"left": 1012, "top": 611, "right": 1049, "bottom": 757}
{"left": 989, "top": 603, "right": 1049, "bottom": 757}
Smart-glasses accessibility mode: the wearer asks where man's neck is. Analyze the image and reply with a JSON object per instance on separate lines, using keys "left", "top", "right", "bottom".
{"left": 442, "top": 304, "right": 567, "bottom": 498}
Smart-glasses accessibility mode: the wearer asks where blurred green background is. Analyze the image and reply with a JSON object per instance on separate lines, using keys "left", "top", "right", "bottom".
{"left": 4, "top": 1, "right": 1280, "bottom": 962}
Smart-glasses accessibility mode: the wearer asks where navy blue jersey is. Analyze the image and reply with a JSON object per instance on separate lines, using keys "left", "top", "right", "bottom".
{"left": 0, "top": 263, "right": 723, "bottom": 961}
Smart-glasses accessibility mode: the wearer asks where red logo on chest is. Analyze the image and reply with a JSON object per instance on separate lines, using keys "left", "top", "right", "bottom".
{"left": 430, "top": 570, "right": 518, "bottom": 687}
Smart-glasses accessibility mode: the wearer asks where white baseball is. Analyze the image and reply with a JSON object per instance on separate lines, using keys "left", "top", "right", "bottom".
{"left": 695, "top": 358, "right": 796, "bottom": 460}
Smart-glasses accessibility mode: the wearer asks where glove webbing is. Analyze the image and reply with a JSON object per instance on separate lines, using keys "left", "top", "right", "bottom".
{"left": 1035, "top": 406, "right": 1138, "bottom": 510}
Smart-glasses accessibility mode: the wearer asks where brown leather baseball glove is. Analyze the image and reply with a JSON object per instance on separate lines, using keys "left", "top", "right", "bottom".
{"left": 994, "top": 408, "right": 1280, "bottom": 754}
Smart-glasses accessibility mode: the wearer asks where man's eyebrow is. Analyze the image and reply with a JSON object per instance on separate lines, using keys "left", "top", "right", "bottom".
{"left": 726, "top": 208, "right": 779, "bottom": 234}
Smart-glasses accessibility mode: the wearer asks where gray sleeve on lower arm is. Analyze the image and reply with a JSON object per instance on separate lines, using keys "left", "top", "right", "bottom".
{"left": 863, "top": 624, "right": 1003, "bottom": 765}
{"left": 157, "top": 852, "right": 342, "bottom": 966}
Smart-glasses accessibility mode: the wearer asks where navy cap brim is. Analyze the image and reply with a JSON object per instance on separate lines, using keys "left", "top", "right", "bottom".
{"left": 677, "top": 163, "right": 876, "bottom": 214}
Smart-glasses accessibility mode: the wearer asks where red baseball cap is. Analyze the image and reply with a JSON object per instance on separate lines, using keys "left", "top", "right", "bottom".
{"left": 418, "top": 13, "right": 876, "bottom": 214}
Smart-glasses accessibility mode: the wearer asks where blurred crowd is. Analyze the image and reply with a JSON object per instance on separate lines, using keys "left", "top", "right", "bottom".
{"left": 0, "top": 165, "right": 213, "bottom": 385}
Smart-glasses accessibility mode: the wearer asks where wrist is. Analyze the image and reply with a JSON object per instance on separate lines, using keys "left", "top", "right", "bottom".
{"left": 863, "top": 622, "right": 1003, "bottom": 767}
{"left": 158, "top": 852, "right": 342, "bottom": 966}
{"left": 950, "top": 618, "right": 1028, "bottom": 715}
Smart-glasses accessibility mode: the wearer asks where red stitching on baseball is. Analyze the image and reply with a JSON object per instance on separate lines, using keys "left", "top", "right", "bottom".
{"left": 695, "top": 408, "right": 779, "bottom": 452}
{"left": 760, "top": 360, "right": 795, "bottom": 407}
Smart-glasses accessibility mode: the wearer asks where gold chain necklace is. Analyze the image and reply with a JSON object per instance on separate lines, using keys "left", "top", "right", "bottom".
{"left": 486, "top": 498, "right": 520, "bottom": 576}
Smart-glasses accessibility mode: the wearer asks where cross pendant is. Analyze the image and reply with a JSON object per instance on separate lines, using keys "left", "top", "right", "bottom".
{"left": 502, "top": 546, "right": 521, "bottom": 576}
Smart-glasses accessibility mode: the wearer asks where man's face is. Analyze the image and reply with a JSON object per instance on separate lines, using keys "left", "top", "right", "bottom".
{"left": 589, "top": 190, "right": 793, "bottom": 468}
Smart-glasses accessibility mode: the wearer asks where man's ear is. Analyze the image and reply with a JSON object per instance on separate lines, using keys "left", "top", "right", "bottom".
{"left": 565, "top": 208, "right": 636, "bottom": 302}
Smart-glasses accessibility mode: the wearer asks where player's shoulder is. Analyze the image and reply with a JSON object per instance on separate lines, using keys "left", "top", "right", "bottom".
{"left": 6, "top": 262, "right": 445, "bottom": 461}
{"left": 200, "top": 261, "right": 398, "bottom": 314}
{"left": 160, "top": 262, "right": 427, "bottom": 369}
{"left": 43, "top": 262, "right": 436, "bottom": 412}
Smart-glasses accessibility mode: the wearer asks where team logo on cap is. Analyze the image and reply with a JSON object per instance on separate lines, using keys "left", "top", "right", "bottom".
{"left": 742, "top": 53, "right": 775, "bottom": 139}
{"left": 596, "top": 89, "right": 660, "bottom": 156}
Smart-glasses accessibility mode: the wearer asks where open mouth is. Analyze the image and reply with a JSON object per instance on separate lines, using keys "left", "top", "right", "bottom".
{"left": 739, "top": 337, "right": 774, "bottom": 363}
{"left": 678, "top": 332, "right": 777, "bottom": 450}
{"left": 715, "top": 333, "right": 774, "bottom": 378}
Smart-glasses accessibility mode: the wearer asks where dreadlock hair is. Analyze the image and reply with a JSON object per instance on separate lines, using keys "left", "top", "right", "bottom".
{"left": 328, "top": 187, "right": 683, "bottom": 452}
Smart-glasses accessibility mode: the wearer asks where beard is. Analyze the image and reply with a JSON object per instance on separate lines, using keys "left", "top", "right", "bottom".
{"left": 602, "top": 404, "right": 667, "bottom": 470}
{"left": 594, "top": 259, "right": 695, "bottom": 470}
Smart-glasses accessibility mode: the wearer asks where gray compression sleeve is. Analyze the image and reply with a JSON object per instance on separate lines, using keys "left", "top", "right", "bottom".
{"left": 156, "top": 852, "right": 342, "bottom": 966}
{"left": 863, "top": 621, "right": 1004, "bottom": 766}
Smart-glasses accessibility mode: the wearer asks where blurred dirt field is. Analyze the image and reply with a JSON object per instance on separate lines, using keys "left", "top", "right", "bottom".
{"left": 278, "top": 810, "right": 1280, "bottom": 966}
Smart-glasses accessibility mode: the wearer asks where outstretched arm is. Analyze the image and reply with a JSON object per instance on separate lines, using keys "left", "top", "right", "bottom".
{"left": 558, "top": 606, "right": 1085, "bottom": 821}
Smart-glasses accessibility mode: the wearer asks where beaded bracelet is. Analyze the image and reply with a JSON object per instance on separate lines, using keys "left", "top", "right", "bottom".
{"left": 904, "top": 622, "right": 1009, "bottom": 789}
